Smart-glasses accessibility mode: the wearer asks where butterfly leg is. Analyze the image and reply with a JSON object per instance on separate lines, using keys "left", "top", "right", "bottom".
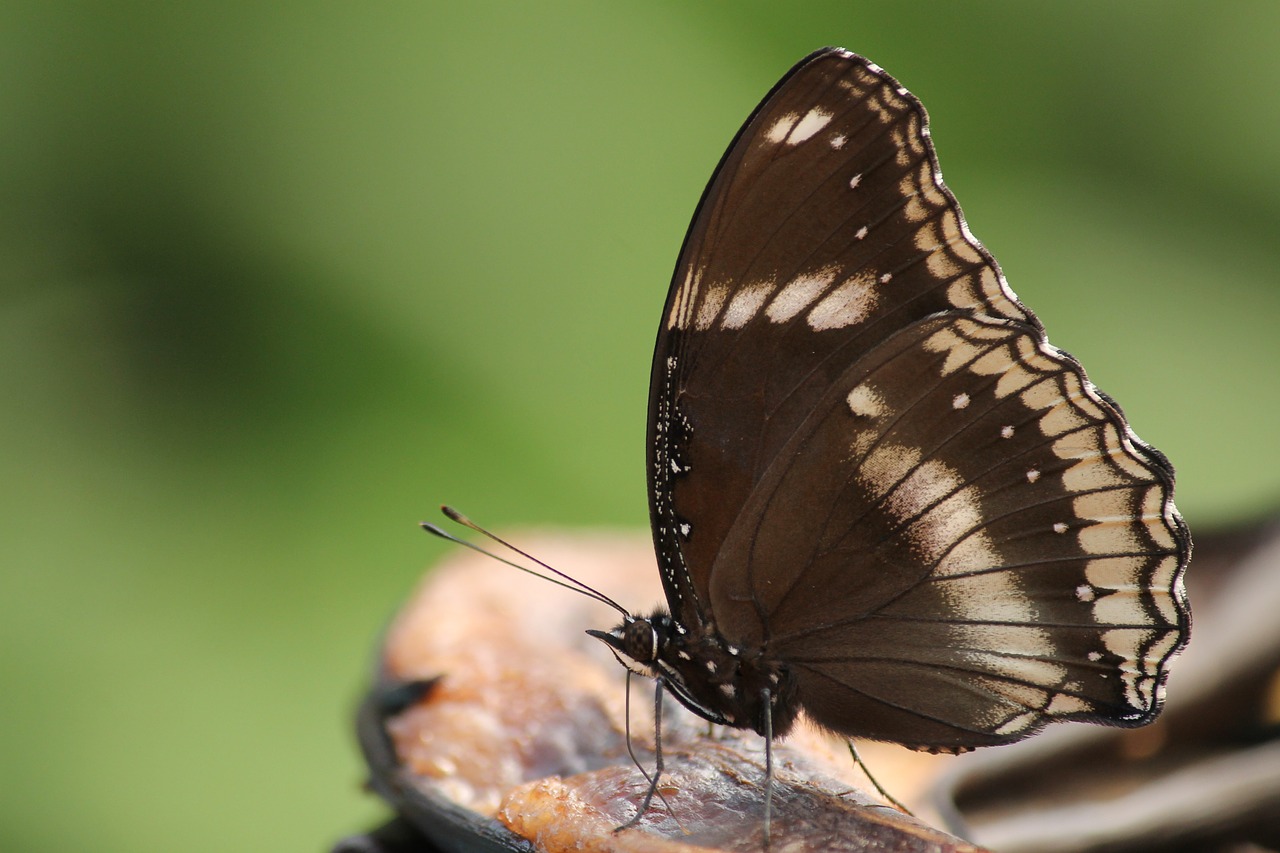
{"left": 761, "top": 688, "right": 774, "bottom": 848}
{"left": 616, "top": 677, "right": 670, "bottom": 831}
{"left": 844, "top": 741, "right": 913, "bottom": 815}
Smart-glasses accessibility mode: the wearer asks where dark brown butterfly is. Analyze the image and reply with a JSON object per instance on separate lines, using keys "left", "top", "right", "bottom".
{"left": 582, "top": 46, "right": 1190, "bottom": 821}
{"left": 428, "top": 46, "right": 1192, "bottom": 841}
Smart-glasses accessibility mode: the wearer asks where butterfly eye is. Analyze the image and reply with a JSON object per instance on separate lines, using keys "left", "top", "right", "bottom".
{"left": 623, "top": 619, "right": 660, "bottom": 663}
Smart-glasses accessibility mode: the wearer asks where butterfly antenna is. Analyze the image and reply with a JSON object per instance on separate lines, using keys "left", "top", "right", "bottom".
{"left": 846, "top": 741, "right": 914, "bottom": 815}
{"left": 423, "top": 506, "right": 630, "bottom": 617}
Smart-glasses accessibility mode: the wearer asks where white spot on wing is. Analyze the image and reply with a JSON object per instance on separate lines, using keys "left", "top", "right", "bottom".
{"left": 865, "top": 90, "right": 897, "bottom": 125}
{"left": 1085, "top": 557, "right": 1142, "bottom": 599}
{"left": 667, "top": 265, "right": 698, "bottom": 330}
{"left": 765, "top": 108, "right": 832, "bottom": 146}
{"left": 830, "top": 134, "right": 846, "bottom": 149}
{"left": 1102, "top": 627, "right": 1162, "bottom": 707}
{"left": 1078, "top": 518, "right": 1143, "bottom": 555}
{"left": 1001, "top": 425, "right": 1015, "bottom": 439}
{"left": 695, "top": 282, "right": 729, "bottom": 330}
{"left": 765, "top": 113, "right": 799, "bottom": 143}
{"left": 958, "top": 626, "right": 1056, "bottom": 667}
{"left": 995, "top": 711, "right": 1038, "bottom": 737}
{"left": 1047, "top": 693, "right": 1090, "bottom": 715}
{"left": 952, "top": 393, "right": 970, "bottom": 409}
{"left": 721, "top": 280, "right": 774, "bottom": 329}
{"left": 864, "top": 451, "right": 1005, "bottom": 576}
{"left": 846, "top": 383, "right": 886, "bottom": 418}
{"left": 965, "top": 648, "right": 1065, "bottom": 689}
{"left": 767, "top": 266, "right": 840, "bottom": 323}
{"left": 937, "top": 572, "right": 1039, "bottom": 628}
{"left": 807, "top": 272, "right": 879, "bottom": 331}
{"left": 849, "top": 173, "right": 862, "bottom": 189}
{"left": 790, "top": 108, "right": 833, "bottom": 144}
{"left": 860, "top": 443, "right": 924, "bottom": 502}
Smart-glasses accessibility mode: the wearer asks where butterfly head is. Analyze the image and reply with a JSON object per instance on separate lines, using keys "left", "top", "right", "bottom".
{"left": 586, "top": 610, "right": 679, "bottom": 677}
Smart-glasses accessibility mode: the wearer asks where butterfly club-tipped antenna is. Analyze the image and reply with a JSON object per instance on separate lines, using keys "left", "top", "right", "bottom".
{"left": 422, "top": 505, "right": 631, "bottom": 618}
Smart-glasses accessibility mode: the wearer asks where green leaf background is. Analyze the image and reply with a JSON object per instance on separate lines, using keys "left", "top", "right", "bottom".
{"left": 2, "top": 2, "right": 1276, "bottom": 850}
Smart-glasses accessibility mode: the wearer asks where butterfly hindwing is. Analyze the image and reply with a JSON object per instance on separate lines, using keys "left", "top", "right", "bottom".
{"left": 703, "top": 313, "right": 1186, "bottom": 748}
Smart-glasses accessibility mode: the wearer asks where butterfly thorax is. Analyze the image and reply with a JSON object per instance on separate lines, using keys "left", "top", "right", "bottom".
{"left": 589, "top": 610, "right": 800, "bottom": 739}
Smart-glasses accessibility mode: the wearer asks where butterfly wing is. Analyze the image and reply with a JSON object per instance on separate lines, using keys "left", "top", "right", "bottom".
{"left": 708, "top": 313, "right": 1188, "bottom": 748}
{"left": 648, "top": 48, "right": 1030, "bottom": 626}
{"left": 647, "top": 48, "right": 1190, "bottom": 748}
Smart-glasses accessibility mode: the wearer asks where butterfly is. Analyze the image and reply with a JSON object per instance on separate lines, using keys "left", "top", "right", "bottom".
{"left": 429, "top": 46, "right": 1191, "bottom": 841}
{"left": 578, "top": 46, "right": 1191, "bottom": 822}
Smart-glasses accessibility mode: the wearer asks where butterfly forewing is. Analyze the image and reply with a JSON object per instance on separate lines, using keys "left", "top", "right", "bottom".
{"left": 646, "top": 48, "right": 1189, "bottom": 750}
{"left": 649, "top": 49, "right": 1031, "bottom": 626}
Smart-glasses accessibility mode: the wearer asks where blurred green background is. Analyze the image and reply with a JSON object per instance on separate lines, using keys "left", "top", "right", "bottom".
{"left": 2, "top": 2, "right": 1277, "bottom": 850}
